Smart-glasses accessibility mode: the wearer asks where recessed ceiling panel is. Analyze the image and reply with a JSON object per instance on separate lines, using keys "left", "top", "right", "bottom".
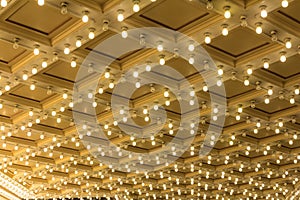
{"left": 209, "top": 27, "right": 269, "bottom": 57}
{"left": 44, "top": 61, "right": 79, "bottom": 83}
{"left": 141, "top": 0, "right": 208, "bottom": 30}
{"left": 0, "top": 40, "right": 26, "bottom": 64}
{"left": 7, "top": 1, "right": 72, "bottom": 35}
{"left": 224, "top": 79, "right": 255, "bottom": 98}
{"left": 277, "top": 0, "right": 300, "bottom": 24}
{"left": 266, "top": 55, "right": 300, "bottom": 78}
{"left": 9, "top": 84, "right": 50, "bottom": 102}
{"left": 255, "top": 98, "right": 295, "bottom": 114}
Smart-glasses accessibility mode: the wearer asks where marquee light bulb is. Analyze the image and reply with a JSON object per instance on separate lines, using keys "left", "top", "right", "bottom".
{"left": 221, "top": 24, "right": 229, "bottom": 36}
{"left": 189, "top": 55, "right": 194, "bottom": 64}
{"left": 260, "top": 5, "right": 267, "bottom": 18}
{"left": 109, "top": 80, "right": 114, "bottom": 89}
{"left": 204, "top": 33, "right": 211, "bottom": 44}
{"left": 30, "top": 82, "right": 36, "bottom": 91}
{"left": 280, "top": 51, "right": 287, "bottom": 62}
{"left": 88, "top": 28, "right": 95, "bottom": 39}
{"left": 75, "top": 36, "right": 82, "bottom": 47}
{"left": 255, "top": 22, "right": 263, "bottom": 34}
{"left": 71, "top": 58, "right": 77, "bottom": 68}
{"left": 82, "top": 11, "right": 89, "bottom": 23}
{"left": 244, "top": 77, "right": 250, "bottom": 86}
{"left": 121, "top": 26, "right": 128, "bottom": 38}
{"left": 263, "top": 58, "right": 269, "bottom": 69}
{"left": 117, "top": 9, "right": 124, "bottom": 22}
{"left": 294, "top": 86, "right": 300, "bottom": 95}
{"left": 1, "top": 0, "right": 7, "bottom": 7}
{"left": 203, "top": 83, "right": 208, "bottom": 92}
{"left": 64, "top": 44, "right": 70, "bottom": 55}
{"left": 132, "top": 0, "right": 140, "bottom": 12}
{"left": 32, "top": 66, "right": 38, "bottom": 74}
{"left": 290, "top": 96, "right": 295, "bottom": 104}
{"left": 246, "top": 66, "right": 253, "bottom": 75}
{"left": 33, "top": 45, "right": 40, "bottom": 55}
{"left": 264, "top": 95, "right": 270, "bottom": 104}
{"left": 285, "top": 38, "right": 292, "bottom": 49}
{"left": 267, "top": 87, "right": 273, "bottom": 95}
{"left": 223, "top": 6, "right": 231, "bottom": 19}
{"left": 188, "top": 42, "right": 195, "bottom": 52}
{"left": 41, "top": 59, "right": 48, "bottom": 68}
{"left": 145, "top": 63, "right": 151, "bottom": 72}
{"left": 159, "top": 55, "right": 165, "bottom": 65}
{"left": 4, "top": 84, "right": 10, "bottom": 91}
{"left": 37, "top": 0, "right": 45, "bottom": 6}
{"left": 281, "top": 0, "right": 289, "bottom": 8}
{"left": 22, "top": 72, "right": 28, "bottom": 81}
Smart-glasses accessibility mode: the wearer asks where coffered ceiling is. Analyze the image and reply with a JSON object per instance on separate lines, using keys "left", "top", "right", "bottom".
{"left": 0, "top": 0, "right": 299, "bottom": 200}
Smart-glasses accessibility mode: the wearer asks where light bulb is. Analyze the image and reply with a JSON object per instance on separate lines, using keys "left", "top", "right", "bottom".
{"left": 240, "top": 15, "right": 248, "bottom": 27}
{"left": 285, "top": 38, "right": 292, "bottom": 49}
{"left": 221, "top": 24, "right": 229, "bottom": 36}
{"left": 280, "top": 52, "right": 286, "bottom": 62}
{"left": 1, "top": 0, "right": 7, "bottom": 7}
{"left": 145, "top": 63, "right": 151, "bottom": 72}
{"left": 82, "top": 11, "right": 89, "bottom": 23}
{"left": 38, "top": 0, "right": 45, "bottom": 6}
{"left": 33, "top": 45, "right": 40, "bottom": 55}
{"left": 255, "top": 23, "right": 262, "bottom": 34}
{"left": 204, "top": 33, "right": 211, "bottom": 44}
{"left": 281, "top": 0, "right": 289, "bottom": 8}
{"left": 264, "top": 95, "right": 270, "bottom": 104}
{"left": 76, "top": 36, "right": 82, "bottom": 47}
{"left": 263, "top": 58, "right": 269, "bottom": 69}
{"left": 236, "top": 113, "right": 241, "bottom": 121}
{"left": 64, "top": 44, "right": 70, "bottom": 55}
{"left": 224, "top": 6, "right": 231, "bottom": 19}
{"left": 71, "top": 58, "right": 77, "bottom": 68}
{"left": 189, "top": 55, "right": 194, "bottom": 64}
{"left": 267, "top": 87, "right": 273, "bottom": 95}
{"left": 260, "top": 6, "right": 267, "bottom": 18}
{"left": 4, "top": 84, "right": 10, "bottom": 91}
{"left": 121, "top": 26, "right": 128, "bottom": 38}
{"left": 217, "top": 67, "right": 223, "bottom": 76}
{"left": 102, "top": 20, "right": 109, "bottom": 31}
{"left": 32, "top": 66, "right": 38, "bottom": 74}
{"left": 22, "top": 72, "right": 28, "bottom": 81}
{"left": 60, "top": 2, "right": 68, "bottom": 14}
{"left": 290, "top": 96, "right": 295, "bottom": 104}
{"left": 246, "top": 66, "right": 253, "bottom": 75}
{"left": 117, "top": 9, "right": 124, "bottom": 22}
{"left": 165, "top": 98, "right": 170, "bottom": 106}
{"left": 62, "top": 92, "right": 68, "bottom": 99}
{"left": 159, "top": 55, "right": 165, "bottom": 65}
{"left": 188, "top": 42, "right": 195, "bottom": 52}
{"left": 42, "top": 59, "right": 48, "bottom": 68}
{"left": 109, "top": 80, "right": 114, "bottom": 89}
{"left": 88, "top": 28, "right": 95, "bottom": 39}
{"left": 244, "top": 77, "right": 250, "bottom": 86}
{"left": 203, "top": 84, "right": 208, "bottom": 92}
{"left": 98, "top": 87, "right": 104, "bottom": 94}
{"left": 294, "top": 86, "right": 300, "bottom": 95}
{"left": 135, "top": 80, "right": 141, "bottom": 88}
{"left": 164, "top": 89, "right": 169, "bottom": 97}
{"left": 132, "top": 0, "right": 140, "bottom": 12}
{"left": 30, "top": 83, "right": 36, "bottom": 91}
{"left": 104, "top": 68, "right": 110, "bottom": 79}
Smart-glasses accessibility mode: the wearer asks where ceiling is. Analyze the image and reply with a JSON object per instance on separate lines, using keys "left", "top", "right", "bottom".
{"left": 0, "top": 0, "right": 299, "bottom": 199}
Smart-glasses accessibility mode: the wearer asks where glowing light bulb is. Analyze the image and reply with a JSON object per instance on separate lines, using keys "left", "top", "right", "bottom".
{"left": 203, "top": 84, "right": 208, "bottom": 92}
{"left": 188, "top": 42, "right": 195, "bottom": 52}
{"left": 98, "top": 87, "right": 104, "bottom": 94}
{"left": 1, "top": 0, "right": 7, "bottom": 7}
{"left": 30, "top": 82, "right": 36, "bottom": 91}
{"left": 267, "top": 87, "right": 273, "bottom": 95}
{"left": 76, "top": 36, "right": 82, "bottom": 47}
{"left": 38, "top": 0, "right": 45, "bottom": 6}
{"left": 64, "top": 44, "right": 70, "bottom": 55}
{"left": 132, "top": 0, "right": 140, "bottom": 12}
{"left": 32, "top": 66, "right": 38, "bottom": 74}
{"left": 33, "top": 45, "right": 40, "bottom": 55}
{"left": 263, "top": 59, "right": 269, "bottom": 69}
{"left": 280, "top": 52, "right": 287, "bottom": 62}
{"left": 71, "top": 58, "right": 77, "bottom": 68}
{"left": 221, "top": 24, "right": 229, "bottom": 36}
{"left": 145, "top": 63, "right": 151, "bottom": 72}
{"left": 82, "top": 11, "right": 89, "bottom": 23}
{"left": 204, "top": 33, "right": 211, "bottom": 44}
{"left": 62, "top": 92, "right": 68, "bottom": 99}
{"left": 41, "top": 59, "right": 48, "bottom": 68}
{"left": 121, "top": 26, "right": 128, "bottom": 38}
{"left": 117, "top": 9, "right": 124, "bottom": 22}
{"left": 290, "top": 96, "right": 295, "bottom": 104}
{"left": 189, "top": 55, "right": 194, "bottom": 64}
{"left": 22, "top": 72, "right": 28, "bottom": 81}
{"left": 88, "top": 28, "right": 95, "bottom": 39}
{"left": 159, "top": 55, "right": 165, "bottom": 65}
{"left": 244, "top": 77, "right": 250, "bottom": 86}
{"left": 264, "top": 95, "right": 270, "bottom": 104}
{"left": 260, "top": 6, "right": 267, "bottom": 18}
{"left": 164, "top": 89, "right": 169, "bottom": 97}
{"left": 104, "top": 68, "right": 110, "bottom": 79}
{"left": 294, "top": 86, "right": 300, "bottom": 95}
{"left": 255, "top": 23, "right": 262, "bottom": 34}
{"left": 281, "top": 0, "right": 289, "bottom": 8}
{"left": 4, "top": 84, "right": 10, "bottom": 91}
{"left": 246, "top": 66, "right": 253, "bottom": 75}
{"left": 109, "top": 80, "right": 114, "bottom": 89}
{"left": 285, "top": 38, "right": 292, "bottom": 49}
{"left": 224, "top": 6, "right": 231, "bottom": 19}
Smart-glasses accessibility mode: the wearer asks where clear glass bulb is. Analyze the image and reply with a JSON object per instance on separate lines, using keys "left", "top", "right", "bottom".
{"left": 159, "top": 57, "right": 165, "bottom": 65}
{"left": 37, "top": 0, "right": 45, "bottom": 6}
{"left": 280, "top": 53, "right": 286, "bottom": 62}
{"left": 224, "top": 9, "right": 231, "bottom": 19}
{"left": 222, "top": 27, "right": 228, "bottom": 36}
{"left": 133, "top": 2, "right": 140, "bottom": 12}
{"left": 71, "top": 60, "right": 76, "bottom": 68}
{"left": 260, "top": 6, "right": 267, "bottom": 18}
{"left": 204, "top": 35, "right": 211, "bottom": 44}
{"left": 281, "top": 0, "right": 289, "bottom": 8}
{"left": 88, "top": 29, "right": 95, "bottom": 39}
{"left": 121, "top": 30, "right": 128, "bottom": 38}
{"left": 256, "top": 25, "right": 262, "bottom": 34}
{"left": 82, "top": 12, "right": 89, "bottom": 23}
{"left": 76, "top": 38, "right": 82, "bottom": 47}
{"left": 263, "top": 60, "right": 269, "bottom": 69}
{"left": 117, "top": 11, "right": 124, "bottom": 22}
{"left": 33, "top": 46, "right": 40, "bottom": 55}
{"left": 285, "top": 39, "right": 292, "bottom": 49}
{"left": 1, "top": 0, "right": 7, "bottom": 7}
{"left": 32, "top": 67, "right": 38, "bottom": 75}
